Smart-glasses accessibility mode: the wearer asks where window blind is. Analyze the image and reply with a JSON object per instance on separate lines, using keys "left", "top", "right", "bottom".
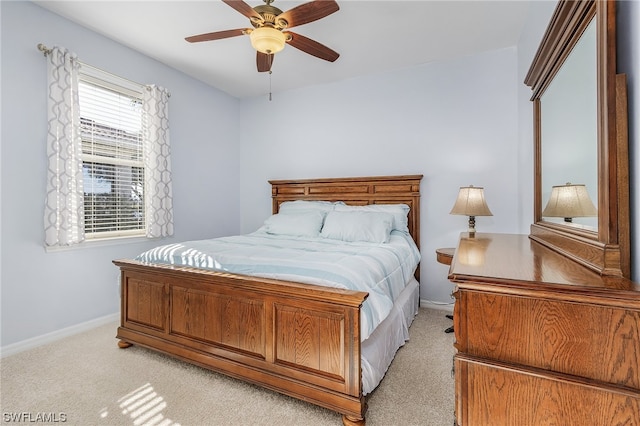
{"left": 78, "top": 73, "right": 145, "bottom": 238}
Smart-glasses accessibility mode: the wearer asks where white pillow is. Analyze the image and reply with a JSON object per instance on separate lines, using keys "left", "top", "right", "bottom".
{"left": 263, "top": 211, "right": 325, "bottom": 237}
{"left": 278, "top": 200, "right": 336, "bottom": 214}
{"left": 320, "top": 211, "right": 394, "bottom": 243}
{"left": 334, "top": 203, "right": 410, "bottom": 234}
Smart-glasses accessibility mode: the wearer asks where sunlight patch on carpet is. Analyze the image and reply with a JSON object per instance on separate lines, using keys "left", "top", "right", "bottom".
{"left": 100, "top": 383, "right": 181, "bottom": 426}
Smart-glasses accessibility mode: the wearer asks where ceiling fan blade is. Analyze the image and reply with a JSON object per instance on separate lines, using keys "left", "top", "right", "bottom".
{"left": 278, "top": 0, "right": 339, "bottom": 29}
{"left": 257, "top": 51, "right": 274, "bottom": 72}
{"left": 222, "top": 0, "right": 262, "bottom": 21}
{"left": 285, "top": 31, "right": 339, "bottom": 62}
{"left": 185, "top": 28, "right": 247, "bottom": 43}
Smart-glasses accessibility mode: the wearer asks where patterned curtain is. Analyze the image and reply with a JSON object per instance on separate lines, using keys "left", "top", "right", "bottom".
{"left": 142, "top": 85, "right": 174, "bottom": 238}
{"left": 43, "top": 46, "right": 85, "bottom": 247}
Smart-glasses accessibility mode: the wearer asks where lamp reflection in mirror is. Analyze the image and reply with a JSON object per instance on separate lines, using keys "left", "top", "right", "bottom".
{"left": 450, "top": 185, "right": 493, "bottom": 235}
{"left": 542, "top": 182, "right": 597, "bottom": 223}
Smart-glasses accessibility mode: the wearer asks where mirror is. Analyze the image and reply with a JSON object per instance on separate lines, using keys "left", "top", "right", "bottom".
{"left": 525, "top": 0, "right": 630, "bottom": 278}
{"left": 540, "top": 19, "right": 598, "bottom": 229}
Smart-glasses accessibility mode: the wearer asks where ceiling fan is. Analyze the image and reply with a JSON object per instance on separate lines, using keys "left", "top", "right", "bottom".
{"left": 185, "top": 0, "right": 340, "bottom": 72}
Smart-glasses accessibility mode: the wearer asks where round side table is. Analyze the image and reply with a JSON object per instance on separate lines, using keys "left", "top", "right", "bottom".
{"left": 436, "top": 247, "right": 455, "bottom": 266}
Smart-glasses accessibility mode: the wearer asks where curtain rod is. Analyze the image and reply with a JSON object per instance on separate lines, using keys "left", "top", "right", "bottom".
{"left": 36, "top": 43, "right": 170, "bottom": 96}
{"left": 37, "top": 43, "right": 52, "bottom": 56}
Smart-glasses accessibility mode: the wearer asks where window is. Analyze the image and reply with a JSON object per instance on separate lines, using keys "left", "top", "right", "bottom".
{"left": 79, "top": 66, "right": 146, "bottom": 239}
{"left": 44, "top": 45, "right": 172, "bottom": 247}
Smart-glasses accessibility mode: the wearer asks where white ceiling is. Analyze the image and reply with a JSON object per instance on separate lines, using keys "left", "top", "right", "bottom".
{"left": 34, "top": 0, "right": 532, "bottom": 99}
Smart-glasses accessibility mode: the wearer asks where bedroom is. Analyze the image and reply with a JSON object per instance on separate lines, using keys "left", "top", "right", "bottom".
{"left": 1, "top": 0, "right": 639, "bottom": 423}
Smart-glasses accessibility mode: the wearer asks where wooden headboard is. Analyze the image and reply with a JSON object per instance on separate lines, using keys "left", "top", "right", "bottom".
{"left": 269, "top": 175, "right": 423, "bottom": 250}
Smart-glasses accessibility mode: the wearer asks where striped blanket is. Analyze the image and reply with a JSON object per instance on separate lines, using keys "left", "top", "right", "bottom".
{"left": 136, "top": 230, "right": 421, "bottom": 341}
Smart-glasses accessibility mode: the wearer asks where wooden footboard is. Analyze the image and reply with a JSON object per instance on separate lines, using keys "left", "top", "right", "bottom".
{"left": 114, "top": 259, "right": 369, "bottom": 424}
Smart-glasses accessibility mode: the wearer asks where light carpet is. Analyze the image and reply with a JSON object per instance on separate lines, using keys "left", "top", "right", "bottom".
{"left": 0, "top": 308, "right": 455, "bottom": 426}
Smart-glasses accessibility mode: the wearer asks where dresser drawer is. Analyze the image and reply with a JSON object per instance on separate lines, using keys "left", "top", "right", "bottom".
{"left": 456, "top": 290, "right": 640, "bottom": 389}
{"left": 455, "top": 356, "right": 640, "bottom": 426}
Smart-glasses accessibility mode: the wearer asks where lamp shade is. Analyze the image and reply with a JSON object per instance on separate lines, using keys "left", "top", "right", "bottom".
{"left": 542, "top": 183, "right": 597, "bottom": 221}
{"left": 250, "top": 27, "right": 286, "bottom": 54}
{"left": 450, "top": 185, "right": 493, "bottom": 234}
{"left": 450, "top": 186, "right": 493, "bottom": 217}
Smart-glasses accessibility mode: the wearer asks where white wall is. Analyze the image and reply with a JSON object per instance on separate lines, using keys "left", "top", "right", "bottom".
{"left": 238, "top": 47, "right": 523, "bottom": 305}
{"left": 0, "top": 2, "right": 242, "bottom": 347}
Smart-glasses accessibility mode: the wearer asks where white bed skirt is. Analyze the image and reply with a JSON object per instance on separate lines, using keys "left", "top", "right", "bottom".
{"left": 361, "top": 277, "right": 420, "bottom": 395}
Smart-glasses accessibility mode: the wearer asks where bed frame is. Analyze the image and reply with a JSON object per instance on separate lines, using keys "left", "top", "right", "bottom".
{"left": 114, "top": 175, "right": 422, "bottom": 425}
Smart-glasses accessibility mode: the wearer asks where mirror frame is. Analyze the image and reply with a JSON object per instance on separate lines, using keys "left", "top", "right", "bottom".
{"left": 525, "top": 0, "right": 630, "bottom": 278}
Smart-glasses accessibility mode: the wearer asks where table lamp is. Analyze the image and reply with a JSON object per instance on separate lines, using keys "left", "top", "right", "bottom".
{"left": 450, "top": 185, "right": 493, "bottom": 234}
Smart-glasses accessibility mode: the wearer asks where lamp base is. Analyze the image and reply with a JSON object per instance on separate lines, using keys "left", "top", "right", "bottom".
{"left": 467, "top": 216, "right": 477, "bottom": 234}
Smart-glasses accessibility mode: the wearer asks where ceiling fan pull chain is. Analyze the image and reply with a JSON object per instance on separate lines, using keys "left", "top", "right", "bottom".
{"left": 269, "top": 70, "right": 273, "bottom": 101}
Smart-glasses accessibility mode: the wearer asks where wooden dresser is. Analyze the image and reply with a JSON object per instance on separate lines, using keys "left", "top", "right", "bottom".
{"left": 449, "top": 233, "right": 640, "bottom": 425}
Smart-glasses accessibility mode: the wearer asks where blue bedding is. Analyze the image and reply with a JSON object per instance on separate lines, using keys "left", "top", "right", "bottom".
{"left": 136, "top": 230, "right": 421, "bottom": 341}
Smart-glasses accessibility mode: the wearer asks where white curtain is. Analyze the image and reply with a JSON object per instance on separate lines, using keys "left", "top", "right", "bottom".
{"left": 43, "top": 46, "right": 85, "bottom": 247}
{"left": 142, "top": 85, "right": 174, "bottom": 238}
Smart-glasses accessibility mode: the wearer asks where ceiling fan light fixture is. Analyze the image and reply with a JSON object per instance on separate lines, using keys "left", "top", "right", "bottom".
{"left": 250, "top": 26, "right": 286, "bottom": 54}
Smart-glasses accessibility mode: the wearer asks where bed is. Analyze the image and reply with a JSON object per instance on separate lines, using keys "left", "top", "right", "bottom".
{"left": 114, "top": 175, "right": 422, "bottom": 425}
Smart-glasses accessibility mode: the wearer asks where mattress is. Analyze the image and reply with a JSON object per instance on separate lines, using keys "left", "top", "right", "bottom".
{"left": 136, "top": 230, "right": 421, "bottom": 341}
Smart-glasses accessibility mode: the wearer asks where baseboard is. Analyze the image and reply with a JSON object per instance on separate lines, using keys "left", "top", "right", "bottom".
{"left": 1, "top": 312, "right": 119, "bottom": 358}
{"left": 420, "top": 299, "right": 454, "bottom": 313}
